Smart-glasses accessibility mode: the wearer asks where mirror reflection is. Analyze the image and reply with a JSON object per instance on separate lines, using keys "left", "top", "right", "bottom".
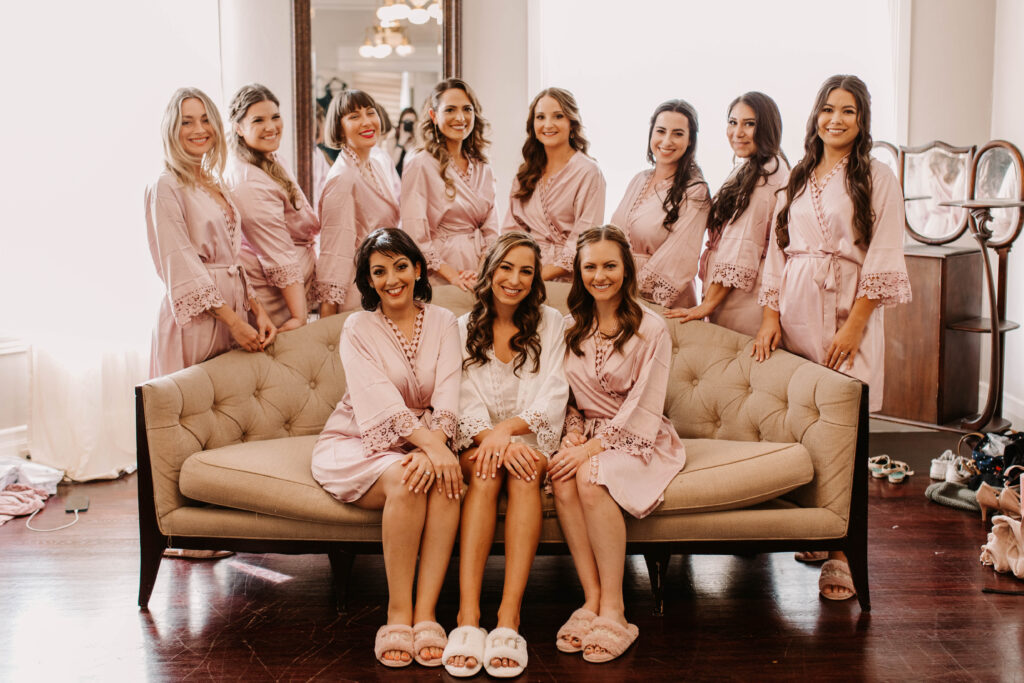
{"left": 974, "top": 147, "right": 1020, "bottom": 244}
{"left": 903, "top": 146, "right": 970, "bottom": 240}
{"left": 870, "top": 144, "right": 899, "bottom": 179}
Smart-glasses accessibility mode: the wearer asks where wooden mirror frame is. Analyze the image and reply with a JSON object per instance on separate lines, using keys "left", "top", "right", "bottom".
{"left": 969, "top": 139, "right": 1024, "bottom": 249}
{"left": 290, "top": 0, "right": 462, "bottom": 200}
{"left": 899, "top": 140, "right": 976, "bottom": 245}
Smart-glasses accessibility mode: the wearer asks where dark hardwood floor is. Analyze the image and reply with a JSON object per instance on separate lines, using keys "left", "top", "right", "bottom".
{"left": 2, "top": 429, "right": 1022, "bottom": 682}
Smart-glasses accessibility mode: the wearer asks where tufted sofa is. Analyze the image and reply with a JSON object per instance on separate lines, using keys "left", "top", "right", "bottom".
{"left": 135, "top": 283, "right": 870, "bottom": 612}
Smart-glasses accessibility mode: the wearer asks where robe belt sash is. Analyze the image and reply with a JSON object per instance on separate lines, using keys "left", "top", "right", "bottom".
{"left": 206, "top": 263, "right": 253, "bottom": 313}
{"left": 787, "top": 250, "right": 842, "bottom": 338}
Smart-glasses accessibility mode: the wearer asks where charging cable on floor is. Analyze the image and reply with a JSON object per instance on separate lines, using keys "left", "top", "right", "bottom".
{"left": 26, "top": 493, "right": 89, "bottom": 532}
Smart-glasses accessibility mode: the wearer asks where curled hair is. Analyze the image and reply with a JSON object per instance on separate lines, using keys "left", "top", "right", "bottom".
{"left": 228, "top": 84, "right": 303, "bottom": 210}
{"left": 707, "top": 92, "right": 786, "bottom": 237}
{"left": 420, "top": 79, "right": 491, "bottom": 199}
{"left": 463, "top": 232, "right": 546, "bottom": 377}
{"left": 565, "top": 225, "right": 644, "bottom": 356}
{"left": 513, "top": 87, "right": 590, "bottom": 201}
{"left": 646, "top": 99, "right": 708, "bottom": 231}
{"left": 354, "top": 228, "right": 432, "bottom": 311}
{"left": 776, "top": 75, "right": 875, "bottom": 249}
{"left": 160, "top": 87, "right": 227, "bottom": 188}
{"left": 324, "top": 89, "right": 381, "bottom": 150}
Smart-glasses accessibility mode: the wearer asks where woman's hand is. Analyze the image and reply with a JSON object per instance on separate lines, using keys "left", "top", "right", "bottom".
{"left": 503, "top": 443, "right": 541, "bottom": 481}
{"left": 665, "top": 303, "right": 711, "bottom": 324}
{"left": 424, "top": 443, "right": 464, "bottom": 500}
{"left": 826, "top": 319, "right": 866, "bottom": 371}
{"left": 549, "top": 439, "right": 598, "bottom": 482}
{"left": 470, "top": 427, "right": 511, "bottom": 479}
{"left": 254, "top": 307, "right": 278, "bottom": 348}
{"left": 278, "top": 317, "right": 304, "bottom": 333}
{"left": 228, "top": 318, "right": 263, "bottom": 352}
{"left": 752, "top": 310, "right": 782, "bottom": 362}
{"left": 457, "top": 270, "right": 478, "bottom": 289}
{"left": 401, "top": 449, "right": 435, "bottom": 494}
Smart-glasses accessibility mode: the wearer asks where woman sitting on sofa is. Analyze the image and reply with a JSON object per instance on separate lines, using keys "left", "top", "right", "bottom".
{"left": 442, "top": 231, "right": 569, "bottom": 678}
{"left": 311, "top": 228, "right": 463, "bottom": 669}
{"left": 550, "top": 225, "right": 686, "bottom": 663}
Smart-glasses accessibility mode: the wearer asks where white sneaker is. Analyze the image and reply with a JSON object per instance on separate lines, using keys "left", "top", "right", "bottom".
{"left": 930, "top": 449, "right": 955, "bottom": 480}
{"left": 945, "top": 456, "right": 975, "bottom": 485}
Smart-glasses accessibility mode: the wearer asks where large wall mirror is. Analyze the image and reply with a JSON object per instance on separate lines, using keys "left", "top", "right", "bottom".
{"left": 901, "top": 141, "right": 974, "bottom": 244}
{"left": 292, "top": 0, "right": 461, "bottom": 199}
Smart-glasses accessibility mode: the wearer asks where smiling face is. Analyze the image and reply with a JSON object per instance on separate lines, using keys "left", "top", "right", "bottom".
{"left": 649, "top": 110, "right": 689, "bottom": 170}
{"left": 533, "top": 95, "right": 572, "bottom": 150}
{"left": 817, "top": 88, "right": 860, "bottom": 155}
{"left": 237, "top": 99, "right": 283, "bottom": 154}
{"left": 727, "top": 101, "right": 758, "bottom": 158}
{"left": 179, "top": 97, "right": 216, "bottom": 158}
{"left": 490, "top": 245, "right": 536, "bottom": 311}
{"left": 368, "top": 250, "right": 420, "bottom": 313}
{"left": 579, "top": 239, "right": 624, "bottom": 305}
{"left": 431, "top": 87, "right": 474, "bottom": 143}
{"left": 341, "top": 105, "right": 380, "bottom": 153}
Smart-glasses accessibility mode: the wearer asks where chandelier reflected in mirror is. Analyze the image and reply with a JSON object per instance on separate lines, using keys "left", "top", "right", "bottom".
{"left": 359, "top": 0, "right": 442, "bottom": 59}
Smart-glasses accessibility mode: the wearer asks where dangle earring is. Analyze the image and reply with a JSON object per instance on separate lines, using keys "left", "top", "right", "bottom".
{"left": 433, "top": 123, "right": 441, "bottom": 144}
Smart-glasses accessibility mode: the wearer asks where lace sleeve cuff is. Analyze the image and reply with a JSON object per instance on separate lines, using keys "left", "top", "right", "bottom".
{"left": 361, "top": 409, "right": 420, "bottom": 456}
{"left": 430, "top": 409, "right": 458, "bottom": 442}
{"left": 638, "top": 268, "right": 679, "bottom": 307}
{"left": 595, "top": 424, "right": 654, "bottom": 464}
{"left": 554, "top": 245, "right": 575, "bottom": 272}
{"left": 172, "top": 283, "right": 226, "bottom": 326}
{"left": 454, "top": 415, "right": 492, "bottom": 453}
{"left": 422, "top": 244, "right": 443, "bottom": 272}
{"left": 758, "top": 286, "right": 780, "bottom": 311}
{"left": 314, "top": 280, "right": 348, "bottom": 306}
{"left": 856, "top": 271, "right": 912, "bottom": 307}
{"left": 519, "top": 408, "right": 560, "bottom": 456}
{"left": 264, "top": 260, "right": 305, "bottom": 288}
{"left": 708, "top": 262, "right": 758, "bottom": 292}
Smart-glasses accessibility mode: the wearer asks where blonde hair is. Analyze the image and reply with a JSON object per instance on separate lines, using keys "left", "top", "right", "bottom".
{"left": 160, "top": 87, "right": 227, "bottom": 188}
{"left": 228, "top": 83, "right": 303, "bottom": 210}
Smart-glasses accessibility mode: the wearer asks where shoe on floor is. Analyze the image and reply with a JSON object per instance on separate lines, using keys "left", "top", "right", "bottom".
{"left": 374, "top": 624, "right": 414, "bottom": 668}
{"left": 581, "top": 617, "right": 639, "bottom": 663}
{"left": 930, "top": 449, "right": 955, "bottom": 480}
{"left": 556, "top": 607, "right": 597, "bottom": 653}
{"left": 442, "top": 625, "right": 486, "bottom": 678}
{"left": 819, "top": 559, "right": 857, "bottom": 601}
{"left": 412, "top": 620, "right": 447, "bottom": 667}
{"left": 484, "top": 627, "right": 528, "bottom": 677}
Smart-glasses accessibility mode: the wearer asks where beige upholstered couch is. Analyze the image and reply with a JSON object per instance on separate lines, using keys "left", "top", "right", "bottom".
{"left": 135, "top": 284, "right": 870, "bottom": 612}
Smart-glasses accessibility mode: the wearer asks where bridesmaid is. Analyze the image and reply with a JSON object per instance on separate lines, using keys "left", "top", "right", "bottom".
{"left": 311, "top": 228, "right": 463, "bottom": 669}
{"left": 754, "top": 75, "right": 911, "bottom": 600}
{"left": 226, "top": 83, "right": 319, "bottom": 332}
{"left": 316, "top": 90, "right": 400, "bottom": 316}
{"left": 668, "top": 92, "right": 789, "bottom": 335}
{"left": 402, "top": 79, "right": 498, "bottom": 290}
{"left": 145, "top": 87, "right": 276, "bottom": 377}
{"left": 550, "top": 225, "right": 685, "bottom": 663}
{"left": 610, "top": 99, "right": 709, "bottom": 308}
{"left": 504, "top": 87, "right": 606, "bottom": 281}
{"left": 442, "top": 232, "right": 569, "bottom": 678}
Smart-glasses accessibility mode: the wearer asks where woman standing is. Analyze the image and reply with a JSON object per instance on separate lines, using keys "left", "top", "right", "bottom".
{"left": 311, "top": 228, "right": 463, "bottom": 669}
{"left": 754, "top": 75, "right": 911, "bottom": 600}
{"left": 504, "top": 88, "right": 606, "bottom": 281}
{"left": 550, "top": 225, "right": 685, "bottom": 663}
{"left": 442, "top": 232, "right": 569, "bottom": 678}
{"left": 146, "top": 87, "right": 276, "bottom": 377}
{"left": 402, "top": 79, "right": 498, "bottom": 291}
{"left": 226, "top": 84, "right": 319, "bottom": 331}
{"left": 316, "top": 90, "right": 401, "bottom": 316}
{"left": 611, "top": 99, "right": 709, "bottom": 308}
{"left": 668, "top": 92, "right": 789, "bottom": 335}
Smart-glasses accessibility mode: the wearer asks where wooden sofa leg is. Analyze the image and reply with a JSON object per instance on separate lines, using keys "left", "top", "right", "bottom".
{"left": 643, "top": 550, "right": 671, "bottom": 616}
{"left": 138, "top": 534, "right": 164, "bottom": 609}
{"left": 328, "top": 548, "right": 357, "bottom": 613}
{"left": 845, "top": 548, "right": 871, "bottom": 612}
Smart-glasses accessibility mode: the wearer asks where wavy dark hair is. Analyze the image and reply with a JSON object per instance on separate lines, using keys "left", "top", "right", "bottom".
{"left": 228, "top": 84, "right": 304, "bottom": 211}
{"left": 776, "top": 75, "right": 875, "bottom": 249}
{"left": 354, "top": 228, "right": 432, "bottom": 311}
{"left": 324, "top": 89, "right": 380, "bottom": 150}
{"left": 463, "top": 232, "right": 546, "bottom": 376}
{"left": 513, "top": 87, "right": 590, "bottom": 201}
{"left": 420, "top": 78, "right": 491, "bottom": 199}
{"left": 646, "top": 99, "right": 708, "bottom": 232}
{"left": 707, "top": 92, "right": 786, "bottom": 237}
{"left": 566, "top": 225, "right": 644, "bottom": 356}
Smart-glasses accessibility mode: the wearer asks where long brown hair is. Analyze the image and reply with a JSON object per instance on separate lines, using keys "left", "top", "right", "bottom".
{"left": 420, "top": 79, "right": 490, "bottom": 199}
{"left": 707, "top": 92, "right": 786, "bottom": 237}
{"left": 463, "top": 232, "right": 546, "bottom": 376}
{"left": 646, "top": 99, "right": 708, "bottom": 232}
{"left": 513, "top": 87, "right": 590, "bottom": 201}
{"left": 775, "top": 75, "right": 875, "bottom": 249}
{"left": 228, "top": 84, "right": 303, "bottom": 210}
{"left": 565, "top": 225, "right": 644, "bottom": 356}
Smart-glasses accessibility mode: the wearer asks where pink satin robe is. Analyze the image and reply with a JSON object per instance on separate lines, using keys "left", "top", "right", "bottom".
{"left": 400, "top": 153, "right": 499, "bottom": 283}
{"left": 700, "top": 158, "right": 789, "bottom": 336}
{"left": 610, "top": 170, "right": 709, "bottom": 308}
{"left": 145, "top": 171, "right": 250, "bottom": 377}
{"left": 226, "top": 155, "right": 320, "bottom": 327}
{"left": 503, "top": 152, "right": 606, "bottom": 276}
{"left": 760, "top": 158, "right": 911, "bottom": 411}
{"left": 312, "top": 304, "right": 462, "bottom": 502}
{"left": 563, "top": 309, "right": 686, "bottom": 518}
{"left": 316, "top": 150, "right": 401, "bottom": 310}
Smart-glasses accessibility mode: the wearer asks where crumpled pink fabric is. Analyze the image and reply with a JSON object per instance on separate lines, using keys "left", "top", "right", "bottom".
{"left": 0, "top": 484, "right": 49, "bottom": 526}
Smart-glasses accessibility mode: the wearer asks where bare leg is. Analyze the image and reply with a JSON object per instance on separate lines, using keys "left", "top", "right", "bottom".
{"left": 412, "top": 482, "right": 462, "bottom": 663}
{"left": 551, "top": 471, "right": 601, "bottom": 651}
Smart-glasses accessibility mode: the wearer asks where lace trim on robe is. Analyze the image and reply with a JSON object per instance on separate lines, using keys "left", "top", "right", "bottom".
{"left": 452, "top": 157, "right": 474, "bottom": 184}
{"left": 758, "top": 286, "right": 780, "bottom": 311}
{"left": 421, "top": 243, "right": 444, "bottom": 272}
{"left": 264, "top": 261, "right": 305, "bottom": 288}
{"left": 314, "top": 280, "right": 348, "bottom": 306}
{"left": 430, "top": 409, "right": 458, "bottom": 441}
{"left": 454, "top": 415, "right": 493, "bottom": 453}
{"left": 172, "top": 283, "right": 226, "bottom": 326}
{"left": 519, "top": 408, "right": 560, "bottom": 456}
{"left": 538, "top": 173, "right": 577, "bottom": 273}
{"left": 382, "top": 307, "right": 425, "bottom": 363}
{"left": 361, "top": 409, "right": 420, "bottom": 456}
{"left": 708, "top": 262, "right": 758, "bottom": 292}
{"left": 638, "top": 268, "right": 679, "bottom": 308}
{"left": 856, "top": 271, "right": 912, "bottom": 307}
{"left": 595, "top": 424, "right": 655, "bottom": 463}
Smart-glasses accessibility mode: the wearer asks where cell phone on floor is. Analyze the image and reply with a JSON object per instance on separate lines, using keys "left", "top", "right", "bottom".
{"left": 64, "top": 494, "right": 89, "bottom": 513}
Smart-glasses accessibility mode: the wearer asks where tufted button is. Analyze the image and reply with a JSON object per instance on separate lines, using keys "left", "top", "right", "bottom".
{"left": 327, "top": 344, "right": 335, "bottom": 352}
{"left": 253, "top": 389, "right": 260, "bottom": 398}
{"left": 715, "top": 420, "right": 722, "bottom": 428}
{"left": 309, "top": 381, "right": 317, "bottom": 389}
{"left": 283, "top": 421, "right": 291, "bottom": 430}
{"left": 747, "top": 387, "right": 753, "bottom": 394}
{"left": 691, "top": 379, "right": 699, "bottom": 386}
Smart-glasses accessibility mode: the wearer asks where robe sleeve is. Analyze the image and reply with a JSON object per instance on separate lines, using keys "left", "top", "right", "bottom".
{"left": 856, "top": 163, "right": 912, "bottom": 307}
{"left": 315, "top": 172, "right": 359, "bottom": 305}
{"left": 638, "top": 184, "right": 708, "bottom": 306}
{"left": 428, "top": 310, "right": 462, "bottom": 441}
{"left": 235, "top": 178, "right": 305, "bottom": 288}
{"left": 146, "top": 177, "right": 226, "bottom": 326}
{"left": 708, "top": 177, "right": 779, "bottom": 293}
{"left": 502, "top": 179, "right": 526, "bottom": 232}
{"left": 516, "top": 310, "right": 570, "bottom": 456}
{"left": 593, "top": 319, "right": 672, "bottom": 464}
{"left": 399, "top": 157, "right": 443, "bottom": 271}
{"left": 758, "top": 190, "right": 787, "bottom": 311}
{"left": 454, "top": 317, "right": 494, "bottom": 452}
{"left": 555, "top": 163, "right": 607, "bottom": 270}
{"left": 480, "top": 168, "right": 501, "bottom": 250}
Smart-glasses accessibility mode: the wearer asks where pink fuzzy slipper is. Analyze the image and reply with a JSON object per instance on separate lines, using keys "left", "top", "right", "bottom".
{"left": 819, "top": 559, "right": 857, "bottom": 601}
{"left": 580, "top": 616, "right": 639, "bottom": 663}
{"left": 374, "top": 624, "right": 414, "bottom": 668}
{"left": 412, "top": 620, "right": 447, "bottom": 667}
{"left": 556, "top": 607, "right": 597, "bottom": 653}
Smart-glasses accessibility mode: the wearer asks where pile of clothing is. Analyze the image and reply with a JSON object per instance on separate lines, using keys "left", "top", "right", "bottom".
{"left": 0, "top": 456, "right": 63, "bottom": 526}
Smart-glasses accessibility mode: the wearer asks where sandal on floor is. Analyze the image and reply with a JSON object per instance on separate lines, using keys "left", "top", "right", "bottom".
{"left": 887, "top": 461, "right": 915, "bottom": 484}
{"left": 794, "top": 551, "right": 829, "bottom": 563}
{"left": 412, "top": 620, "right": 447, "bottom": 667}
{"left": 581, "top": 616, "right": 639, "bottom": 663}
{"left": 374, "top": 624, "right": 414, "bottom": 668}
{"left": 556, "top": 607, "right": 597, "bottom": 653}
{"left": 483, "top": 627, "right": 528, "bottom": 678}
{"left": 442, "top": 625, "right": 487, "bottom": 678}
{"left": 868, "top": 454, "right": 892, "bottom": 478}
{"left": 819, "top": 559, "right": 857, "bottom": 601}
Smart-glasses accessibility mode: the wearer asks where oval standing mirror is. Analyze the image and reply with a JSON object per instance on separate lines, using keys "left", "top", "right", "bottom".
{"left": 971, "top": 140, "right": 1024, "bottom": 248}
{"left": 871, "top": 141, "right": 899, "bottom": 179}
{"left": 901, "top": 141, "right": 974, "bottom": 244}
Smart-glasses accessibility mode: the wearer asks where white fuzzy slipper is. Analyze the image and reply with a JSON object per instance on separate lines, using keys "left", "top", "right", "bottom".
{"left": 441, "top": 625, "right": 487, "bottom": 678}
{"left": 484, "top": 627, "right": 528, "bottom": 678}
